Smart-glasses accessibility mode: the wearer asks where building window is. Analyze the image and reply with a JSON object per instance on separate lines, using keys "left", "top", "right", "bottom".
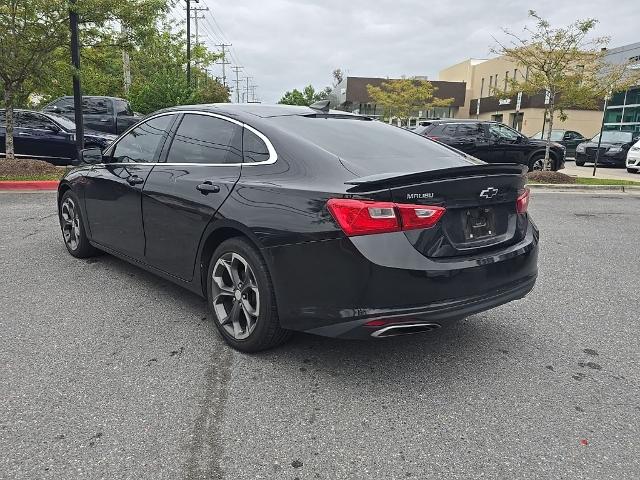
{"left": 513, "top": 68, "right": 518, "bottom": 80}
{"left": 504, "top": 71, "right": 509, "bottom": 90}
{"left": 480, "top": 77, "right": 485, "bottom": 97}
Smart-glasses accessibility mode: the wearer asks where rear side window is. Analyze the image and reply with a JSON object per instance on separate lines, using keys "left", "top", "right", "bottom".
{"left": 456, "top": 123, "right": 482, "bottom": 137}
{"left": 271, "top": 116, "right": 470, "bottom": 173}
{"left": 111, "top": 115, "right": 173, "bottom": 163}
{"left": 167, "top": 114, "right": 242, "bottom": 164}
{"left": 243, "top": 129, "right": 270, "bottom": 163}
{"left": 441, "top": 124, "right": 458, "bottom": 136}
{"left": 83, "top": 98, "right": 111, "bottom": 115}
{"left": 44, "top": 98, "right": 74, "bottom": 113}
{"left": 115, "top": 99, "right": 132, "bottom": 117}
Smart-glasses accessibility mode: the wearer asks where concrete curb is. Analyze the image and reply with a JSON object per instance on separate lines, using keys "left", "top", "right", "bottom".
{"left": 0, "top": 180, "right": 59, "bottom": 191}
{"left": 528, "top": 183, "right": 640, "bottom": 193}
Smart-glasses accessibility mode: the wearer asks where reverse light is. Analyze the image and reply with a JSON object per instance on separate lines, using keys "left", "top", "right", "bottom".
{"left": 516, "top": 188, "right": 530, "bottom": 214}
{"left": 326, "top": 199, "right": 446, "bottom": 236}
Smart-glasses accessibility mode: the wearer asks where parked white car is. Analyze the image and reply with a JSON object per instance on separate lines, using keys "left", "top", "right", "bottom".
{"left": 627, "top": 139, "right": 640, "bottom": 173}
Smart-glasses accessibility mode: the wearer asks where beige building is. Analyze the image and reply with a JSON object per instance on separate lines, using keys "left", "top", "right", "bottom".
{"left": 438, "top": 57, "right": 602, "bottom": 137}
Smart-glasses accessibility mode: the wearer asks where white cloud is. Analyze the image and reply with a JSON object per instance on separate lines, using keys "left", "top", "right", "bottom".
{"left": 192, "top": 0, "right": 640, "bottom": 103}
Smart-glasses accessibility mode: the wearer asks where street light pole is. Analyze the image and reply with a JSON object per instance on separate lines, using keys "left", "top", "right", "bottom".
{"left": 69, "top": 0, "right": 84, "bottom": 159}
{"left": 592, "top": 95, "right": 610, "bottom": 177}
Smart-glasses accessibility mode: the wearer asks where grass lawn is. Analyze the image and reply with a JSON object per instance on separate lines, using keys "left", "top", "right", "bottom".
{"left": 574, "top": 177, "right": 640, "bottom": 186}
{"left": 0, "top": 172, "right": 65, "bottom": 181}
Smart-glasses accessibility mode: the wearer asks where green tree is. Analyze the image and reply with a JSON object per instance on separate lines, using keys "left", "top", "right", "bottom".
{"left": 366, "top": 79, "right": 453, "bottom": 123}
{"left": 493, "top": 11, "right": 640, "bottom": 170}
{"left": 278, "top": 84, "right": 327, "bottom": 106}
{"left": 0, "top": 0, "right": 170, "bottom": 160}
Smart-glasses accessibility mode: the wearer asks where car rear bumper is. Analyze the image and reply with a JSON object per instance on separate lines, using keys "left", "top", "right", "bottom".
{"left": 265, "top": 220, "right": 539, "bottom": 339}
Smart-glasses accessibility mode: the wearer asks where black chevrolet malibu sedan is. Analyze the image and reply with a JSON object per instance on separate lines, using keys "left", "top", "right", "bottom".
{"left": 57, "top": 103, "right": 538, "bottom": 352}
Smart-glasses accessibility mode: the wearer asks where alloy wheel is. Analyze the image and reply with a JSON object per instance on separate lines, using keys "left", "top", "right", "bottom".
{"left": 532, "top": 158, "right": 545, "bottom": 171}
{"left": 61, "top": 198, "right": 81, "bottom": 251}
{"left": 211, "top": 252, "right": 260, "bottom": 340}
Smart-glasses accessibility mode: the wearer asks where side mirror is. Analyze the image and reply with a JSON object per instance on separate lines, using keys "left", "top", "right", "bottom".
{"left": 47, "top": 124, "right": 61, "bottom": 133}
{"left": 79, "top": 147, "right": 103, "bottom": 165}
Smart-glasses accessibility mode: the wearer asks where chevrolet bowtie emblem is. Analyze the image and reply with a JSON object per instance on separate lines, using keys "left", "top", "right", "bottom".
{"left": 479, "top": 187, "right": 499, "bottom": 199}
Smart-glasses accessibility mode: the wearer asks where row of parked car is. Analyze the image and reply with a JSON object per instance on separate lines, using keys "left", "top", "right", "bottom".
{"left": 1, "top": 97, "right": 639, "bottom": 173}
{"left": 413, "top": 120, "right": 640, "bottom": 173}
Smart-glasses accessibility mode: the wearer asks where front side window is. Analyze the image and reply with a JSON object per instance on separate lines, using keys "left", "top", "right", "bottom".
{"left": 456, "top": 123, "right": 482, "bottom": 137}
{"left": 15, "top": 112, "right": 55, "bottom": 130}
{"left": 243, "top": 129, "right": 270, "bottom": 163}
{"left": 488, "top": 123, "right": 520, "bottom": 141}
{"left": 115, "top": 100, "right": 132, "bottom": 117}
{"left": 167, "top": 114, "right": 242, "bottom": 164}
{"left": 111, "top": 115, "right": 173, "bottom": 163}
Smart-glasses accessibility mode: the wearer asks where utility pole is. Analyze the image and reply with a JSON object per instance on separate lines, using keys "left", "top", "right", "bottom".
{"left": 121, "top": 24, "right": 131, "bottom": 94}
{"left": 190, "top": 6, "right": 208, "bottom": 46}
{"left": 249, "top": 84, "right": 258, "bottom": 103}
{"left": 245, "top": 76, "right": 252, "bottom": 104}
{"left": 186, "top": 0, "right": 199, "bottom": 87}
{"left": 69, "top": 0, "right": 84, "bottom": 158}
{"left": 232, "top": 66, "right": 243, "bottom": 103}
{"left": 215, "top": 43, "right": 232, "bottom": 87}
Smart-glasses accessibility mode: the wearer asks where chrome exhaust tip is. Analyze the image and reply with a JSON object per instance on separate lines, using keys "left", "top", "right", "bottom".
{"left": 371, "top": 323, "right": 441, "bottom": 338}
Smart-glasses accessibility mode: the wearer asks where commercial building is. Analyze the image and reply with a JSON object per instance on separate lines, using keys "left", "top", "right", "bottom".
{"left": 438, "top": 57, "right": 602, "bottom": 137}
{"left": 601, "top": 42, "right": 640, "bottom": 133}
{"left": 329, "top": 76, "right": 466, "bottom": 125}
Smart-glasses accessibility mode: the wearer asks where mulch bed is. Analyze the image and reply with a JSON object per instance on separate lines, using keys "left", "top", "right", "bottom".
{"left": 526, "top": 171, "right": 577, "bottom": 184}
{"left": 0, "top": 158, "right": 65, "bottom": 179}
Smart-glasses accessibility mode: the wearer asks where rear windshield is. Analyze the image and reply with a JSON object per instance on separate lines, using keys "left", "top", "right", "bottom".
{"left": 270, "top": 116, "right": 473, "bottom": 172}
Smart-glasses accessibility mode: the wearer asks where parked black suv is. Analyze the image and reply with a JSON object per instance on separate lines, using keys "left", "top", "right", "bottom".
{"left": 42, "top": 96, "right": 141, "bottom": 135}
{"left": 415, "top": 120, "right": 566, "bottom": 171}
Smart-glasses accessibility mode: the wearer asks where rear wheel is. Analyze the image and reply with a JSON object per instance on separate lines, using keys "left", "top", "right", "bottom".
{"left": 207, "top": 237, "right": 291, "bottom": 352}
{"left": 628, "top": 167, "right": 638, "bottom": 174}
{"left": 575, "top": 158, "right": 586, "bottom": 166}
{"left": 59, "top": 190, "right": 99, "bottom": 258}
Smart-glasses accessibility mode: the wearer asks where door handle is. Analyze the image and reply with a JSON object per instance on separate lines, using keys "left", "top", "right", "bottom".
{"left": 100, "top": 118, "right": 110, "bottom": 122}
{"left": 127, "top": 175, "right": 144, "bottom": 186}
{"left": 196, "top": 181, "right": 221, "bottom": 194}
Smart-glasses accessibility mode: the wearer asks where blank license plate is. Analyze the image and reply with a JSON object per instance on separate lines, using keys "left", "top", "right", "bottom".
{"left": 463, "top": 208, "right": 496, "bottom": 240}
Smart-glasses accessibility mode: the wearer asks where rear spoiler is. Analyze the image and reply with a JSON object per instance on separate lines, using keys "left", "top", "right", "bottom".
{"left": 345, "top": 163, "right": 528, "bottom": 190}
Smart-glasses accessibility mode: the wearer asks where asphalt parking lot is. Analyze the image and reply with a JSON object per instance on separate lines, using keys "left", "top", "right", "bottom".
{"left": 1, "top": 191, "right": 639, "bottom": 480}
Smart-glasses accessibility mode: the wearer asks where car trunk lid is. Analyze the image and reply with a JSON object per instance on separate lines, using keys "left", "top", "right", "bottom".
{"left": 346, "top": 164, "right": 529, "bottom": 258}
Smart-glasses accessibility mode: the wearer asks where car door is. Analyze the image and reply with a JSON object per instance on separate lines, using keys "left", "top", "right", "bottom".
{"left": 15, "top": 112, "right": 75, "bottom": 162}
{"left": 83, "top": 114, "right": 175, "bottom": 259}
{"left": 142, "top": 112, "right": 243, "bottom": 281}
{"left": 450, "top": 123, "right": 484, "bottom": 157}
{"left": 477, "top": 124, "right": 506, "bottom": 163}
{"left": 486, "top": 123, "right": 528, "bottom": 164}
{"left": 83, "top": 97, "right": 115, "bottom": 133}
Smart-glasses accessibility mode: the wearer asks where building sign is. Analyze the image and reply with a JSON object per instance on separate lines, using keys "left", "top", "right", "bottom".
{"left": 544, "top": 90, "right": 551, "bottom": 105}
{"left": 516, "top": 92, "right": 523, "bottom": 112}
{"left": 498, "top": 98, "right": 511, "bottom": 106}
{"left": 476, "top": 98, "right": 480, "bottom": 116}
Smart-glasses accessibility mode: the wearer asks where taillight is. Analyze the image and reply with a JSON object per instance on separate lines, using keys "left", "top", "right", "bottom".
{"left": 516, "top": 188, "right": 530, "bottom": 214}
{"left": 326, "top": 199, "right": 446, "bottom": 236}
{"left": 396, "top": 204, "right": 446, "bottom": 230}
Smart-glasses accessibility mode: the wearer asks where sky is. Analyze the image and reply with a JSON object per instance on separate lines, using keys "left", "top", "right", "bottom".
{"left": 180, "top": 0, "right": 640, "bottom": 103}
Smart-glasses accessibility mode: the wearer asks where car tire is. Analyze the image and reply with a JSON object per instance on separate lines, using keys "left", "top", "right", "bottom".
{"left": 529, "top": 154, "right": 553, "bottom": 171}
{"left": 627, "top": 168, "right": 638, "bottom": 174}
{"left": 59, "top": 190, "right": 99, "bottom": 258}
{"left": 207, "top": 237, "right": 292, "bottom": 352}
{"left": 575, "top": 158, "right": 586, "bottom": 166}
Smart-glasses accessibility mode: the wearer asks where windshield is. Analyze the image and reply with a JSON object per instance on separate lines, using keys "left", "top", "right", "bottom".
{"left": 270, "top": 116, "right": 473, "bottom": 174}
{"left": 44, "top": 112, "right": 77, "bottom": 131}
{"left": 531, "top": 130, "right": 564, "bottom": 141}
{"left": 591, "top": 131, "right": 633, "bottom": 143}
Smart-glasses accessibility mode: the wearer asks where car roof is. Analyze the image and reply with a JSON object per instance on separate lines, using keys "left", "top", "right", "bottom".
{"left": 57, "top": 95, "right": 124, "bottom": 101}
{"left": 158, "top": 103, "right": 363, "bottom": 119}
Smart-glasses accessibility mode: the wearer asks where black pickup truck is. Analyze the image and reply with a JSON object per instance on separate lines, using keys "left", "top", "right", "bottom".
{"left": 42, "top": 96, "right": 141, "bottom": 135}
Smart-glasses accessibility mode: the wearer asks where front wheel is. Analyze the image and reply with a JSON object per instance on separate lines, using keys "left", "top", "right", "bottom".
{"left": 575, "top": 158, "right": 586, "bottom": 166}
{"left": 207, "top": 237, "right": 291, "bottom": 352}
{"left": 59, "top": 190, "right": 99, "bottom": 258}
{"left": 627, "top": 168, "right": 638, "bottom": 174}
